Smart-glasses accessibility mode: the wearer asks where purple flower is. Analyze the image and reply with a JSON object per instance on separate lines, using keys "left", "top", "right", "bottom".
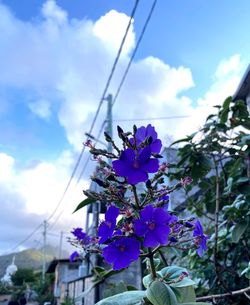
{"left": 193, "top": 220, "right": 209, "bottom": 257}
{"left": 112, "top": 147, "right": 159, "bottom": 184}
{"left": 70, "top": 251, "right": 79, "bottom": 262}
{"left": 98, "top": 206, "right": 120, "bottom": 243}
{"left": 134, "top": 205, "right": 172, "bottom": 247}
{"left": 71, "top": 228, "right": 90, "bottom": 244}
{"left": 158, "top": 193, "right": 169, "bottom": 202}
{"left": 133, "top": 124, "right": 162, "bottom": 153}
{"left": 181, "top": 176, "right": 193, "bottom": 187}
{"left": 103, "top": 237, "right": 140, "bottom": 270}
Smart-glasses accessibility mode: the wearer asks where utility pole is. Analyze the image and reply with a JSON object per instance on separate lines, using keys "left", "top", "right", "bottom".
{"left": 42, "top": 220, "right": 47, "bottom": 283}
{"left": 58, "top": 231, "right": 63, "bottom": 259}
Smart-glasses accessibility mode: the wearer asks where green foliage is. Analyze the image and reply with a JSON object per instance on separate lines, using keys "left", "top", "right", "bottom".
{"left": 73, "top": 197, "right": 96, "bottom": 213}
{"left": 146, "top": 280, "right": 178, "bottom": 305}
{"left": 33, "top": 274, "right": 54, "bottom": 305}
{"left": 143, "top": 266, "right": 196, "bottom": 304}
{"left": 103, "top": 281, "right": 128, "bottom": 298}
{"left": 95, "top": 290, "right": 146, "bottom": 305}
{"left": 169, "top": 97, "right": 250, "bottom": 305}
{"left": 11, "top": 268, "right": 36, "bottom": 286}
{"left": 61, "top": 297, "right": 75, "bottom": 305}
{"left": 180, "top": 303, "right": 211, "bottom": 305}
{"left": 0, "top": 282, "right": 11, "bottom": 295}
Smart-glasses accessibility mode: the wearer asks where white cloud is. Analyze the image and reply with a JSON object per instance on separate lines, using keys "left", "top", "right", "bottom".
{"left": 0, "top": 153, "right": 15, "bottom": 182}
{"left": 29, "top": 99, "right": 51, "bottom": 119}
{"left": 41, "top": 0, "right": 68, "bottom": 24}
{"left": 0, "top": 150, "right": 90, "bottom": 253}
{"left": 93, "top": 10, "right": 135, "bottom": 56}
{"left": 0, "top": 1, "right": 247, "bottom": 253}
{"left": 0, "top": 0, "right": 194, "bottom": 150}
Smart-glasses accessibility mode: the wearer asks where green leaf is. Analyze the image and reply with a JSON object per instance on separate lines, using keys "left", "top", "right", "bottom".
{"left": 236, "top": 177, "right": 250, "bottom": 184}
{"left": 170, "top": 278, "right": 195, "bottom": 288}
{"left": 146, "top": 281, "right": 178, "bottom": 305}
{"left": 159, "top": 266, "right": 188, "bottom": 280}
{"left": 231, "top": 222, "right": 248, "bottom": 243}
{"left": 181, "top": 303, "right": 211, "bottom": 305}
{"left": 95, "top": 291, "right": 145, "bottom": 305}
{"left": 103, "top": 281, "right": 127, "bottom": 298}
{"left": 219, "top": 108, "right": 229, "bottom": 124}
{"left": 219, "top": 97, "right": 232, "bottom": 124}
{"left": 73, "top": 197, "right": 95, "bottom": 213}
{"left": 229, "top": 158, "right": 242, "bottom": 176}
{"left": 170, "top": 136, "right": 193, "bottom": 147}
{"left": 171, "top": 286, "right": 196, "bottom": 303}
{"left": 143, "top": 274, "right": 154, "bottom": 288}
{"left": 222, "top": 96, "right": 232, "bottom": 110}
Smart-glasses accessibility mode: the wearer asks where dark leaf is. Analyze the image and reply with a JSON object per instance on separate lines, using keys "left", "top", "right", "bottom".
{"left": 73, "top": 197, "right": 96, "bottom": 213}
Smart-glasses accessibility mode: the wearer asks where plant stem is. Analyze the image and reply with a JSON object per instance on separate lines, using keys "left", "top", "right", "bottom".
{"left": 213, "top": 157, "right": 220, "bottom": 267}
{"left": 132, "top": 185, "right": 140, "bottom": 209}
{"left": 196, "top": 285, "right": 250, "bottom": 301}
{"left": 158, "top": 249, "right": 168, "bottom": 266}
{"left": 148, "top": 248, "right": 157, "bottom": 280}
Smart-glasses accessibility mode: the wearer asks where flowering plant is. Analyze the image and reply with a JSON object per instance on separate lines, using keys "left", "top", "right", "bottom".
{"left": 70, "top": 124, "right": 210, "bottom": 305}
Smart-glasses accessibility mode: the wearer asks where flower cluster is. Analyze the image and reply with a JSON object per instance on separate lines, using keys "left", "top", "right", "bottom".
{"left": 70, "top": 124, "right": 209, "bottom": 271}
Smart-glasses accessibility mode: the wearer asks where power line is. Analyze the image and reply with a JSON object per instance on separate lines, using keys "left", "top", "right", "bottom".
{"left": 46, "top": 148, "right": 86, "bottom": 223}
{"left": 10, "top": 223, "right": 43, "bottom": 252}
{"left": 112, "top": 115, "right": 190, "bottom": 122}
{"left": 7, "top": 0, "right": 144, "bottom": 252}
{"left": 41, "top": 1, "right": 141, "bottom": 232}
{"left": 33, "top": 0, "right": 156, "bottom": 234}
{"left": 95, "top": 0, "right": 158, "bottom": 140}
{"left": 113, "top": 0, "right": 158, "bottom": 107}
{"left": 87, "top": 0, "right": 140, "bottom": 137}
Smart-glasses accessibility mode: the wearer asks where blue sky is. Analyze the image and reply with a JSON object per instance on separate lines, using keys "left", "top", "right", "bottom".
{"left": 0, "top": 0, "right": 249, "bottom": 253}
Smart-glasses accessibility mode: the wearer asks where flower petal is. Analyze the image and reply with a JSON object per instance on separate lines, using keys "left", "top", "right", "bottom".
{"left": 154, "top": 225, "right": 170, "bottom": 245}
{"left": 138, "top": 147, "right": 151, "bottom": 163}
{"left": 153, "top": 208, "right": 172, "bottom": 224}
{"left": 151, "top": 139, "right": 162, "bottom": 153}
{"left": 134, "top": 219, "right": 148, "bottom": 236}
{"left": 144, "top": 231, "right": 159, "bottom": 247}
{"left": 141, "top": 158, "right": 159, "bottom": 173}
{"left": 140, "top": 205, "right": 154, "bottom": 222}
{"left": 127, "top": 169, "right": 148, "bottom": 184}
{"left": 105, "top": 206, "right": 119, "bottom": 222}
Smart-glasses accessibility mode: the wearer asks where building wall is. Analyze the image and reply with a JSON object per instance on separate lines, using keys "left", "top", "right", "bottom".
{"left": 53, "top": 262, "right": 81, "bottom": 303}
{"left": 246, "top": 92, "right": 250, "bottom": 113}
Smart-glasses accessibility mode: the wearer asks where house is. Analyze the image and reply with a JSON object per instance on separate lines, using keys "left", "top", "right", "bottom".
{"left": 233, "top": 64, "right": 250, "bottom": 111}
{"left": 46, "top": 259, "right": 90, "bottom": 305}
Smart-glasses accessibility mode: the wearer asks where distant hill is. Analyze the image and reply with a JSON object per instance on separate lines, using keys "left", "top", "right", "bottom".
{"left": 0, "top": 245, "right": 69, "bottom": 277}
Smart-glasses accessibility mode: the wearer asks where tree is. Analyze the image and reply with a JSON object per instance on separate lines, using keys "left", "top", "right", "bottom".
{"left": 169, "top": 97, "right": 250, "bottom": 304}
{"left": 11, "top": 268, "right": 36, "bottom": 286}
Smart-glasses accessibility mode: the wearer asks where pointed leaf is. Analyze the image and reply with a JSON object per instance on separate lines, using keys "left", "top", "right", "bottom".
{"left": 146, "top": 281, "right": 178, "bottom": 305}
{"left": 181, "top": 303, "right": 211, "bottom": 305}
{"left": 159, "top": 266, "right": 188, "bottom": 280}
{"left": 95, "top": 291, "right": 145, "bottom": 305}
{"left": 231, "top": 222, "right": 248, "bottom": 243}
{"left": 170, "top": 137, "right": 192, "bottom": 147}
{"left": 171, "top": 285, "right": 196, "bottom": 303}
{"left": 73, "top": 197, "right": 95, "bottom": 213}
{"left": 170, "top": 278, "right": 195, "bottom": 288}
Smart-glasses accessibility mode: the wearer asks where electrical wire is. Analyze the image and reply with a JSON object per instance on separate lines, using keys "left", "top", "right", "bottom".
{"left": 87, "top": 0, "right": 140, "bottom": 137}
{"left": 48, "top": 120, "right": 106, "bottom": 232}
{"left": 10, "top": 223, "right": 43, "bottom": 252}
{"left": 42, "top": 0, "right": 157, "bottom": 232}
{"left": 112, "top": 0, "right": 158, "bottom": 107}
{"left": 113, "top": 115, "right": 190, "bottom": 122}
{"left": 9, "top": 0, "right": 154, "bottom": 251}
{"left": 42, "top": 1, "right": 141, "bottom": 232}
